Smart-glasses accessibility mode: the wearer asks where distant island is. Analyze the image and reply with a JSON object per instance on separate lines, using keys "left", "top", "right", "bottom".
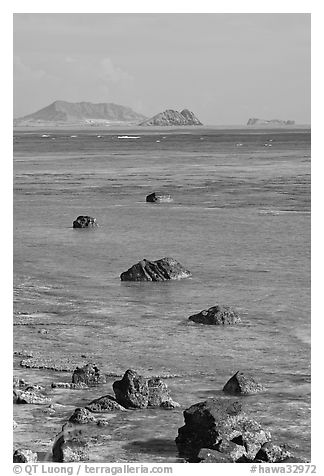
{"left": 14, "top": 100, "right": 147, "bottom": 126}
{"left": 247, "top": 118, "right": 295, "bottom": 126}
{"left": 140, "top": 109, "right": 202, "bottom": 126}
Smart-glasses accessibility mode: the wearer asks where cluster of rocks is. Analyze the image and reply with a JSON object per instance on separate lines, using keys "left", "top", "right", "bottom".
{"left": 13, "top": 376, "right": 51, "bottom": 405}
{"left": 175, "top": 398, "right": 295, "bottom": 463}
{"left": 49, "top": 368, "right": 179, "bottom": 462}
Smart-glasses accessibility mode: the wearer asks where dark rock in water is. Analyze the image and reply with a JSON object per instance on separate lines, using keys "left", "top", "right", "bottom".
{"left": 13, "top": 449, "right": 38, "bottom": 463}
{"left": 86, "top": 395, "right": 126, "bottom": 412}
{"left": 72, "top": 216, "right": 98, "bottom": 228}
{"left": 69, "top": 408, "right": 97, "bottom": 425}
{"left": 72, "top": 363, "right": 106, "bottom": 386}
{"left": 223, "top": 371, "right": 265, "bottom": 395}
{"left": 112, "top": 371, "right": 179, "bottom": 410}
{"left": 146, "top": 192, "right": 173, "bottom": 203}
{"left": 255, "top": 442, "right": 292, "bottom": 463}
{"left": 113, "top": 369, "right": 149, "bottom": 408}
{"left": 147, "top": 377, "right": 179, "bottom": 408}
{"left": 52, "top": 422, "right": 89, "bottom": 462}
{"left": 147, "top": 377, "right": 171, "bottom": 407}
{"left": 198, "top": 448, "right": 232, "bottom": 463}
{"left": 175, "top": 398, "right": 270, "bottom": 461}
{"left": 120, "top": 257, "right": 191, "bottom": 282}
{"left": 160, "top": 399, "right": 180, "bottom": 409}
{"left": 188, "top": 305, "right": 241, "bottom": 325}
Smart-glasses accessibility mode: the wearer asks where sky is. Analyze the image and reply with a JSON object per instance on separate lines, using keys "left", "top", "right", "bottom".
{"left": 13, "top": 13, "right": 311, "bottom": 125}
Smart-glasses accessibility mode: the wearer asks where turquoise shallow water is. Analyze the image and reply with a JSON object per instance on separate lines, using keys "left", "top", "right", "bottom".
{"left": 13, "top": 127, "right": 311, "bottom": 461}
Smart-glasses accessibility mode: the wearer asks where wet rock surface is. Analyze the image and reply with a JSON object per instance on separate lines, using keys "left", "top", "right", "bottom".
{"left": 13, "top": 449, "right": 38, "bottom": 463}
{"left": 72, "top": 363, "right": 107, "bottom": 386}
{"left": 113, "top": 370, "right": 179, "bottom": 409}
{"left": 223, "top": 371, "right": 265, "bottom": 395}
{"left": 113, "top": 370, "right": 149, "bottom": 408}
{"left": 120, "top": 257, "right": 191, "bottom": 282}
{"left": 255, "top": 442, "right": 292, "bottom": 463}
{"left": 69, "top": 408, "right": 97, "bottom": 425}
{"left": 175, "top": 398, "right": 271, "bottom": 462}
{"left": 72, "top": 216, "right": 97, "bottom": 228}
{"left": 51, "top": 382, "right": 89, "bottom": 389}
{"left": 14, "top": 389, "right": 51, "bottom": 405}
{"left": 188, "top": 305, "right": 241, "bottom": 325}
{"left": 86, "top": 394, "right": 126, "bottom": 412}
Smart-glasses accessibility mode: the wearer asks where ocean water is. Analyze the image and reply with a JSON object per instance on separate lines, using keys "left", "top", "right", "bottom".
{"left": 13, "top": 127, "right": 311, "bottom": 462}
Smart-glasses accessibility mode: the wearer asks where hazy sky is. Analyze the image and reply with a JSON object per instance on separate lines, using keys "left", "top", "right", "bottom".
{"left": 13, "top": 13, "right": 311, "bottom": 124}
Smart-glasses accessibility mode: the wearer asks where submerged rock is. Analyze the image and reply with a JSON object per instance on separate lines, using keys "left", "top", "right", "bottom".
{"left": 223, "top": 371, "right": 265, "bottom": 395}
{"left": 86, "top": 394, "right": 126, "bottom": 412}
{"left": 175, "top": 398, "right": 270, "bottom": 461}
{"left": 146, "top": 192, "right": 173, "bottom": 203}
{"left": 72, "top": 216, "right": 98, "bottom": 229}
{"left": 72, "top": 363, "right": 106, "bottom": 386}
{"left": 52, "top": 422, "right": 89, "bottom": 462}
{"left": 13, "top": 449, "right": 38, "bottom": 463}
{"left": 120, "top": 257, "right": 191, "bottom": 282}
{"left": 188, "top": 305, "right": 241, "bottom": 325}
{"left": 113, "top": 370, "right": 149, "bottom": 408}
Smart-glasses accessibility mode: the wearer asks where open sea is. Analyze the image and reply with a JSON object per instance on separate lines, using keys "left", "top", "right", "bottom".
{"left": 13, "top": 126, "right": 311, "bottom": 462}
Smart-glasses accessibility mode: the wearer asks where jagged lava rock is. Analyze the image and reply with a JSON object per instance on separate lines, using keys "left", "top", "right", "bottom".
{"left": 223, "top": 371, "right": 265, "bottom": 395}
{"left": 188, "top": 305, "right": 241, "bottom": 325}
{"left": 73, "top": 216, "right": 97, "bottom": 228}
{"left": 86, "top": 395, "right": 126, "bottom": 412}
{"left": 120, "top": 257, "right": 191, "bottom": 282}
{"left": 52, "top": 422, "right": 89, "bottom": 462}
{"left": 113, "top": 370, "right": 149, "bottom": 408}
{"left": 254, "top": 442, "right": 292, "bottom": 462}
{"left": 147, "top": 377, "right": 179, "bottom": 408}
{"left": 146, "top": 192, "right": 173, "bottom": 203}
{"left": 72, "top": 363, "right": 106, "bottom": 386}
{"left": 13, "top": 449, "right": 38, "bottom": 463}
{"left": 175, "top": 398, "right": 270, "bottom": 461}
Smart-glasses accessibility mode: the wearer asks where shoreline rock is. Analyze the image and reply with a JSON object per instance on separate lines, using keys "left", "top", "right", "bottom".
{"left": 175, "top": 398, "right": 270, "bottom": 462}
{"left": 113, "top": 369, "right": 179, "bottom": 409}
{"left": 72, "top": 363, "right": 107, "bottom": 386}
{"left": 13, "top": 449, "right": 38, "bottom": 463}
